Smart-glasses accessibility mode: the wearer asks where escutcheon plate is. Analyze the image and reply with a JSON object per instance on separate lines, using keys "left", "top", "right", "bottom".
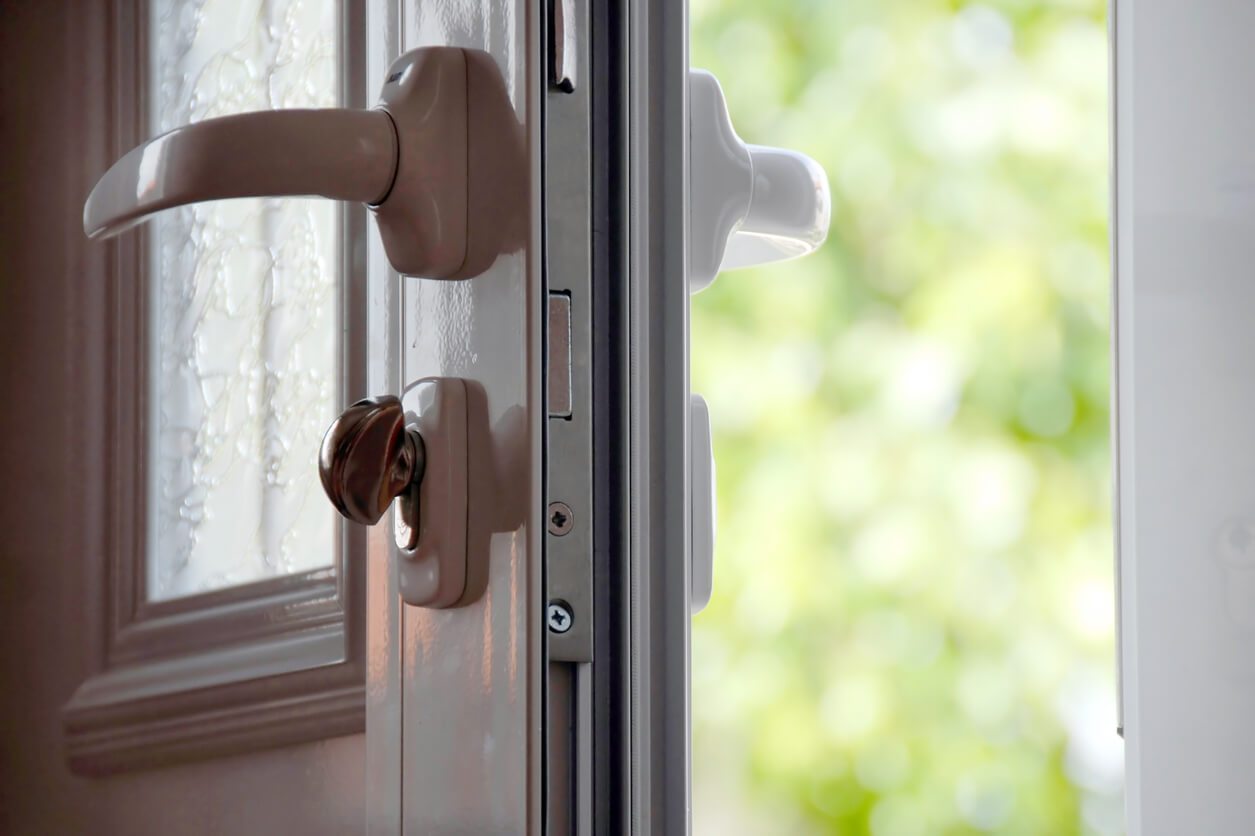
{"left": 396, "top": 377, "right": 469, "bottom": 607}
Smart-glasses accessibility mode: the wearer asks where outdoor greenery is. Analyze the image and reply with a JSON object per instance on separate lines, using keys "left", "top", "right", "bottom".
{"left": 688, "top": 1, "right": 1117, "bottom": 833}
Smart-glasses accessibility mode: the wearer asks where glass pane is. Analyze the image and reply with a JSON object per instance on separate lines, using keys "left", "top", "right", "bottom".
{"left": 147, "top": 0, "right": 340, "bottom": 601}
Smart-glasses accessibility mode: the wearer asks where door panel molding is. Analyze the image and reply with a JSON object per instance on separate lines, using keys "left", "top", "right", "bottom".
{"left": 61, "top": 0, "right": 368, "bottom": 776}
{"left": 63, "top": 626, "right": 362, "bottom": 774}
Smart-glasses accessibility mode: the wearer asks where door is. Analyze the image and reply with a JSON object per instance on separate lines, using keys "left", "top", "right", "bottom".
{"left": 0, "top": 0, "right": 593, "bottom": 832}
{"left": 0, "top": 0, "right": 545, "bottom": 831}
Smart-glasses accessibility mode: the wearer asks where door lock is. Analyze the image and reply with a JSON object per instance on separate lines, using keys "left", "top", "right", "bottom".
{"left": 83, "top": 46, "right": 524, "bottom": 279}
{"left": 319, "top": 395, "right": 426, "bottom": 550}
{"left": 319, "top": 379, "right": 472, "bottom": 608}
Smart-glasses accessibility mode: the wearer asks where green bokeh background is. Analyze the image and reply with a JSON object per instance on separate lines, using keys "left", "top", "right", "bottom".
{"left": 688, "top": 1, "right": 1118, "bottom": 833}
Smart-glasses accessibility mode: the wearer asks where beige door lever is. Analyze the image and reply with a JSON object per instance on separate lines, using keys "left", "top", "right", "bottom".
{"left": 85, "top": 46, "right": 521, "bottom": 279}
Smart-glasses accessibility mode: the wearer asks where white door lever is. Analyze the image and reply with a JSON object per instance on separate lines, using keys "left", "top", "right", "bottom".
{"left": 84, "top": 47, "right": 520, "bottom": 279}
{"left": 82, "top": 108, "right": 397, "bottom": 238}
{"left": 689, "top": 69, "right": 831, "bottom": 292}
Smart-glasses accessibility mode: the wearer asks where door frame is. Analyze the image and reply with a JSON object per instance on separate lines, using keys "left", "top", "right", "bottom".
{"left": 624, "top": 0, "right": 693, "bottom": 831}
{"left": 544, "top": 0, "right": 694, "bottom": 831}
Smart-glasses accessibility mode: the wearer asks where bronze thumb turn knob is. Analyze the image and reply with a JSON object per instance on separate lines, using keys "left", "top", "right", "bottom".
{"left": 318, "top": 395, "right": 426, "bottom": 527}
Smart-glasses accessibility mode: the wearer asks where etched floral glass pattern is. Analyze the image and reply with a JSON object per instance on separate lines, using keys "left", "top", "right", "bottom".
{"left": 147, "top": 0, "right": 340, "bottom": 600}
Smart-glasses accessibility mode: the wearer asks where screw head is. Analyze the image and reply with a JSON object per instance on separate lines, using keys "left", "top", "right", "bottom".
{"left": 547, "top": 601, "right": 573, "bottom": 633}
{"left": 547, "top": 501, "right": 574, "bottom": 536}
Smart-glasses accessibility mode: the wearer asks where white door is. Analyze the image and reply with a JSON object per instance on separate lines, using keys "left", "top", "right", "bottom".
{"left": 1, "top": 0, "right": 547, "bottom": 831}
{"left": 0, "top": 1, "right": 651, "bottom": 832}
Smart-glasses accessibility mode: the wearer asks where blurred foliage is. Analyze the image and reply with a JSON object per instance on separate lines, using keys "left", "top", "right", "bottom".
{"left": 688, "top": 1, "right": 1117, "bottom": 834}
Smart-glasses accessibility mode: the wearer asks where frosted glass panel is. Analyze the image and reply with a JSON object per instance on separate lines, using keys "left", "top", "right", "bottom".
{"left": 147, "top": 0, "right": 340, "bottom": 600}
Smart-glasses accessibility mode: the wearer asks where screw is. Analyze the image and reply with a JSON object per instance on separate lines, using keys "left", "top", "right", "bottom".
{"left": 547, "top": 601, "right": 573, "bottom": 633}
{"left": 547, "top": 501, "right": 573, "bottom": 536}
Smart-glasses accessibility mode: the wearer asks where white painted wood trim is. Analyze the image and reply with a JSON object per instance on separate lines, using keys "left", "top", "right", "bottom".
{"left": 63, "top": 624, "right": 362, "bottom": 775}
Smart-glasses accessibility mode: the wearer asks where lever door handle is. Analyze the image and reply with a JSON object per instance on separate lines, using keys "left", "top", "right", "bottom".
{"left": 84, "top": 46, "right": 487, "bottom": 278}
{"left": 689, "top": 69, "right": 831, "bottom": 291}
{"left": 83, "top": 109, "right": 396, "bottom": 239}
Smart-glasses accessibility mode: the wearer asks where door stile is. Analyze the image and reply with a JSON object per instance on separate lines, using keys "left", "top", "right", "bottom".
{"left": 363, "top": 1, "right": 546, "bottom": 833}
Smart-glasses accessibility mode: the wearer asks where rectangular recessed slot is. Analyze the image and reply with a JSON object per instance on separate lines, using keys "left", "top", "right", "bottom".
{"left": 548, "top": 292, "right": 573, "bottom": 419}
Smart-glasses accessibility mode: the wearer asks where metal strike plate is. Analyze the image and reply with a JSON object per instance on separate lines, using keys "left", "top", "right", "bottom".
{"left": 397, "top": 377, "right": 469, "bottom": 608}
{"left": 545, "top": 18, "right": 593, "bottom": 659}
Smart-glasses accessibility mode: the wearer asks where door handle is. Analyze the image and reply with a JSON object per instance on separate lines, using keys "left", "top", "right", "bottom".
{"left": 83, "top": 46, "right": 504, "bottom": 279}
{"left": 82, "top": 108, "right": 397, "bottom": 238}
{"left": 689, "top": 69, "right": 831, "bottom": 291}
